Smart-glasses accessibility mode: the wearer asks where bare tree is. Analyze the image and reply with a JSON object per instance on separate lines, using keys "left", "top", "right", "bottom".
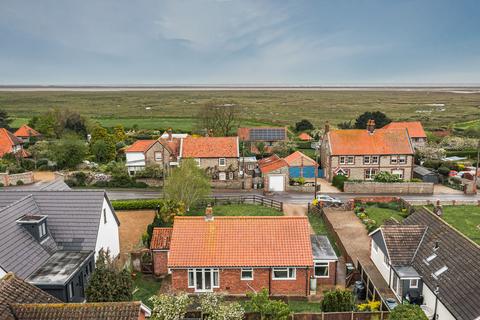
{"left": 197, "top": 101, "right": 240, "bottom": 136}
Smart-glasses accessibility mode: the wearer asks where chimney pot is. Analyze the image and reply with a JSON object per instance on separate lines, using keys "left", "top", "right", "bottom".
{"left": 324, "top": 121, "right": 330, "bottom": 133}
{"left": 205, "top": 204, "right": 214, "bottom": 221}
{"left": 167, "top": 128, "right": 173, "bottom": 141}
{"left": 367, "top": 119, "right": 376, "bottom": 134}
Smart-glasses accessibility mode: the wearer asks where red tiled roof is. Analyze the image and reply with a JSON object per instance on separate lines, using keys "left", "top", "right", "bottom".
{"left": 0, "top": 128, "right": 23, "bottom": 157}
{"left": 150, "top": 227, "right": 173, "bottom": 250}
{"left": 14, "top": 125, "right": 41, "bottom": 138}
{"left": 181, "top": 137, "right": 239, "bottom": 158}
{"left": 237, "top": 127, "right": 250, "bottom": 141}
{"left": 165, "top": 138, "right": 181, "bottom": 156}
{"left": 124, "top": 140, "right": 156, "bottom": 153}
{"left": 258, "top": 154, "right": 288, "bottom": 174}
{"left": 168, "top": 216, "right": 313, "bottom": 268}
{"left": 298, "top": 132, "right": 313, "bottom": 141}
{"left": 327, "top": 128, "right": 414, "bottom": 156}
{"left": 283, "top": 151, "right": 317, "bottom": 166}
{"left": 382, "top": 121, "right": 427, "bottom": 138}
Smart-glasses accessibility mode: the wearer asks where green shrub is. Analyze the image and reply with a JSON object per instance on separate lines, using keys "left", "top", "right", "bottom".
{"left": 332, "top": 174, "right": 348, "bottom": 191}
{"left": 390, "top": 304, "right": 428, "bottom": 320}
{"left": 373, "top": 171, "right": 402, "bottom": 183}
{"left": 409, "top": 178, "right": 423, "bottom": 182}
{"left": 16, "top": 180, "right": 24, "bottom": 186}
{"left": 437, "top": 166, "right": 451, "bottom": 176}
{"left": 423, "top": 159, "right": 443, "bottom": 169}
{"left": 245, "top": 288, "right": 290, "bottom": 320}
{"left": 320, "top": 289, "right": 355, "bottom": 312}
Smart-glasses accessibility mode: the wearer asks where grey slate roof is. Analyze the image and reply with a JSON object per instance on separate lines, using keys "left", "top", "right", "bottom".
{"left": 311, "top": 235, "right": 337, "bottom": 261}
{"left": 403, "top": 209, "right": 480, "bottom": 320}
{"left": 380, "top": 225, "right": 427, "bottom": 266}
{"left": 0, "top": 190, "right": 118, "bottom": 279}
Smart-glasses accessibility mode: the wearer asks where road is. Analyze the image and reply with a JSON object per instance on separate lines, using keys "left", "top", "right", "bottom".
{"left": 106, "top": 189, "right": 480, "bottom": 204}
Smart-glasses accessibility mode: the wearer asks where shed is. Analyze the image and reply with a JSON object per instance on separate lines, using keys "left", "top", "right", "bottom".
{"left": 413, "top": 166, "right": 439, "bottom": 184}
{"left": 284, "top": 151, "right": 319, "bottom": 179}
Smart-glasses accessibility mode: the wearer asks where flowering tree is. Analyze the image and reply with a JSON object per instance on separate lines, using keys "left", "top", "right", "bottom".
{"left": 416, "top": 145, "right": 446, "bottom": 161}
{"left": 150, "top": 293, "right": 192, "bottom": 320}
{"left": 198, "top": 293, "right": 244, "bottom": 320}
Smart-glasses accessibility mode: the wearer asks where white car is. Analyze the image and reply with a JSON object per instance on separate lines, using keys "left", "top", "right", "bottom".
{"left": 315, "top": 194, "right": 343, "bottom": 206}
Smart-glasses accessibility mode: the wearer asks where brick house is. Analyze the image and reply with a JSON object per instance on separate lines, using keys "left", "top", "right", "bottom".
{"left": 382, "top": 121, "right": 427, "bottom": 149}
{"left": 258, "top": 154, "right": 289, "bottom": 192}
{"left": 179, "top": 136, "right": 240, "bottom": 181}
{"left": 0, "top": 128, "right": 30, "bottom": 158}
{"left": 14, "top": 124, "right": 42, "bottom": 143}
{"left": 125, "top": 131, "right": 180, "bottom": 176}
{"left": 320, "top": 120, "right": 415, "bottom": 181}
{"left": 151, "top": 208, "right": 337, "bottom": 296}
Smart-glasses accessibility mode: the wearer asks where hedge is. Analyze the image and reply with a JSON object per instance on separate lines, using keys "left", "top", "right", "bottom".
{"left": 445, "top": 150, "right": 478, "bottom": 158}
{"left": 111, "top": 199, "right": 164, "bottom": 210}
{"left": 332, "top": 175, "right": 348, "bottom": 191}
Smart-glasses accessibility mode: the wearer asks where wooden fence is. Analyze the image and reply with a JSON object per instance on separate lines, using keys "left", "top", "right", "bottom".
{"left": 197, "top": 195, "right": 283, "bottom": 212}
{"left": 183, "top": 312, "right": 389, "bottom": 320}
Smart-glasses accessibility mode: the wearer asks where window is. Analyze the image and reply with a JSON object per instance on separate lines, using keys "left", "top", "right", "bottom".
{"left": 154, "top": 152, "right": 163, "bottom": 162}
{"left": 383, "top": 254, "right": 389, "bottom": 266}
{"left": 188, "top": 269, "right": 219, "bottom": 292}
{"left": 219, "top": 158, "right": 226, "bottom": 166}
{"left": 371, "top": 156, "right": 379, "bottom": 164}
{"left": 247, "top": 164, "right": 254, "bottom": 170}
{"left": 195, "top": 158, "right": 201, "bottom": 166}
{"left": 219, "top": 172, "right": 226, "bottom": 181}
{"left": 314, "top": 262, "right": 329, "bottom": 278}
{"left": 339, "top": 156, "right": 346, "bottom": 165}
{"left": 398, "top": 155, "right": 406, "bottom": 164}
{"left": 229, "top": 172, "right": 234, "bottom": 180}
{"left": 38, "top": 222, "right": 47, "bottom": 239}
{"left": 373, "top": 241, "right": 379, "bottom": 252}
{"left": 364, "top": 168, "right": 378, "bottom": 180}
{"left": 68, "top": 282, "right": 74, "bottom": 299}
{"left": 103, "top": 208, "right": 107, "bottom": 224}
{"left": 241, "top": 268, "right": 253, "bottom": 280}
{"left": 390, "top": 156, "right": 398, "bottom": 165}
{"left": 392, "top": 169, "right": 404, "bottom": 179}
{"left": 272, "top": 267, "right": 296, "bottom": 280}
{"left": 347, "top": 156, "right": 354, "bottom": 164}
{"left": 409, "top": 279, "right": 419, "bottom": 288}
{"left": 363, "top": 156, "right": 370, "bottom": 164}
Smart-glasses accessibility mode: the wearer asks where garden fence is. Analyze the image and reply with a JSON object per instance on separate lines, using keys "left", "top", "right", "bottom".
{"left": 197, "top": 195, "right": 283, "bottom": 212}
{"left": 183, "top": 311, "right": 389, "bottom": 320}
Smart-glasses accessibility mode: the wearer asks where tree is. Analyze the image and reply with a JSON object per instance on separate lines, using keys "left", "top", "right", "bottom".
{"left": 295, "top": 119, "right": 314, "bottom": 132}
{"left": 164, "top": 159, "right": 211, "bottom": 210}
{"left": 354, "top": 111, "right": 391, "bottom": 129}
{"left": 91, "top": 139, "right": 116, "bottom": 163}
{"left": 144, "top": 200, "right": 186, "bottom": 246}
{"left": 197, "top": 101, "right": 239, "bottom": 136}
{"left": 85, "top": 249, "right": 133, "bottom": 302}
{"left": 337, "top": 120, "right": 354, "bottom": 129}
{"left": 63, "top": 109, "right": 88, "bottom": 137}
{"left": 90, "top": 125, "right": 111, "bottom": 143}
{"left": 49, "top": 134, "right": 87, "bottom": 169}
{"left": 390, "top": 304, "right": 428, "bottom": 320}
{"left": 320, "top": 289, "right": 355, "bottom": 312}
{"left": 416, "top": 145, "right": 446, "bottom": 161}
{"left": 255, "top": 142, "right": 267, "bottom": 158}
{"left": 150, "top": 293, "right": 192, "bottom": 320}
{"left": 0, "top": 109, "right": 12, "bottom": 129}
{"left": 271, "top": 140, "right": 298, "bottom": 158}
{"left": 198, "top": 293, "right": 244, "bottom": 320}
{"left": 31, "top": 109, "right": 88, "bottom": 138}
{"left": 374, "top": 171, "right": 402, "bottom": 182}
{"left": 245, "top": 288, "right": 291, "bottom": 320}
{"left": 113, "top": 124, "right": 127, "bottom": 142}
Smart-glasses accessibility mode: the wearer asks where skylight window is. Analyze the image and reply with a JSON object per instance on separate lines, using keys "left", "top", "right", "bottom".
{"left": 423, "top": 253, "right": 437, "bottom": 265}
{"left": 432, "top": 266, "right": 448, "bottom": 280}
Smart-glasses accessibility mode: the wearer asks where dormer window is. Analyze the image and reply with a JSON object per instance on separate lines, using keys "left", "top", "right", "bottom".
{"left": 16, "top": 215, "right": 49, "bottom": 242}
{"left": 39, "top": 221, "right": 47, "bottom": 239}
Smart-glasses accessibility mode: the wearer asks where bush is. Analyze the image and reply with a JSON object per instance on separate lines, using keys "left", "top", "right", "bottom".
{"left": 16, "top": 180, "right": 24, "bottom": 186}
{"left": 409, "top": 178, "right": 423, "bottom": 182}
{"left": 390, "top": 304, "right": 428, "bottom": 320}
{"left": 437, "top": 166, "right": 451, "bottom": 176}
{"left": 245, "top": 288, "right": 290, "bottom": 320}
{"left": 373, "top": 171, "right": 402, "bottom": 183}
{"left": 423, "top": 159, "right": 443, "bottom": 169}
{"left": 332, "top": 174, "right": 348, "bottom": 191}
{"left": 321, "top": 289, "right": 355, "bottom": 312}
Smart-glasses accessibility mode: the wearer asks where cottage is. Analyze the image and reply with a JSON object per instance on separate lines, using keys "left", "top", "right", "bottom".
{"left": 369, "top": 208, "right": 480, "bottom": 320}
{"left": 298, "top": 132, "right": 313, "bottom": 141}
{"left": 0, "top": 190, "right": 120, "bottom": 302}
{"left": 151, "top": 210, "right": 337, "bottom": 296}
{"left": 0, "top": 128, "right": 29, "bottom": 158}
{"left": 14, "top": 124, "right": 42, "bottom": 143}
{"left": 0, "top": 273, "right": 151, "bottom": 320}
{"left": 320, "top": 120, "right": 414, "bottom": 181}
{"left": 179, "top": 136, "right": 240, "bottom": 181}
{"left": 383, "top": 121, "right": 427, "bottom": 149}
{"left": 238, "top": 127, "right": 287, "bottom": 154}
{"left": 284, "top": 151, "right": 320, "bottom": 182}
{"left": 258, "top": 154, "right": 289, "bottom": 192}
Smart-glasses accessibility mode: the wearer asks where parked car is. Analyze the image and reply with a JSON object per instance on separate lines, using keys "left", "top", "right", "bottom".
{"left": 315, "top": 194, "right": 342, "bottom": 207}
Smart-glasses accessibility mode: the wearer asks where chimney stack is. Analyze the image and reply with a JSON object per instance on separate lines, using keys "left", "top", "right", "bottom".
{"left": 367, "top": 119, "right": 376, "bottom": 134}
{"left": 205, "top": 204, "right": 214, "bottom": 221}
{"left": 167, "top": 128, "right": 173, "bottom": 142}
{"left": 324, "top": 121, "right": 330, "bottom": 133}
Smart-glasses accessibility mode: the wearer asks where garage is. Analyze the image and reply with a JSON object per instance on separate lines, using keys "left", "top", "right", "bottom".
{"left": 268, "top": 175, "right": 285, "bottom": 192}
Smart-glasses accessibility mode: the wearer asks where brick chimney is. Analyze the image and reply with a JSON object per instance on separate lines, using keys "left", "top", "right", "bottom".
{"left": 167, "top": 128, "right": 173, "bottom": 142}
{"left": 205, "top": 204, "right": 214, "bottom": 221}
{"left": 367, "top": 119, "right": 376, "bottom": 134}
{"left": 324, "top": 121, "right": 330, "bottom": 133}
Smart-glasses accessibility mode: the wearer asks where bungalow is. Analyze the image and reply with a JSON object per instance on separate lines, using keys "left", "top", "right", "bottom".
{"left": 320, "top": 120, "right": 414, "bottom": 181}
{"left": 382, "top": 121, "right": 427, "bottom": 149}
{"left": 284, "top": 151, "right": 320, "bottom": 182}
{"left": 151, "top": 208, "right": 337, "bottom": 296}
{"left": 0, "top": 128, "right": 29, "bottom": 158}
{"left": 369, "top": 208, "right": 480, "bottom": 320}
{"left": 179, "top": 136, "right": 240, "bottom": 181}
{"left": 14, "top": 124, "right": 42, "bottom": 143}
{"left": 0, "top": 190, "right": 120, "bottom": 302}
{"left": 258, "top": 154, "right": 289, "bottom": 192}
{"left": 0, "top": 273, "right": 151, "bottom": 320}
{"left": 238, "top": 127, "right": 287, "bottom": 154}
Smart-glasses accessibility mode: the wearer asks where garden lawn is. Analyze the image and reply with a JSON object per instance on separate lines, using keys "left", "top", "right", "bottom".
{"left": 308, "top": 213, "right": 328, "bottom": 235}
{"left": 288, "top": 300, "right": 322, "bottom": 313}
{"left": 188, "top": 204, "right": 283, "bottom": 216}
{"left": 441, "top": 205, "right": 480, "bottom": 245}
{"left": 362, "top": 204, "right": 405, "bottom": 226}
{"left": 132, "top": 274, "right": 161, "bottom": 309}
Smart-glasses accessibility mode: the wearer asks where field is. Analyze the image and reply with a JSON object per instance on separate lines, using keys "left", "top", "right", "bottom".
{"left": 440, "top": 205, "right": 480, "bottom": 245}
{"left": 2, "top": 90, "right": 480, "bottom": 131}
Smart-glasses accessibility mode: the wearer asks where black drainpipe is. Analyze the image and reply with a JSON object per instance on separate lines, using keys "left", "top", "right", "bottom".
{"left": 268, "top": 268, "right": 272, "bottom": 295}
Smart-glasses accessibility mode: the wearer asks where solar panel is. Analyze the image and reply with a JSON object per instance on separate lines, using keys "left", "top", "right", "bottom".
{"left": 249, "top": 128, "right": 286, "bottom": 141}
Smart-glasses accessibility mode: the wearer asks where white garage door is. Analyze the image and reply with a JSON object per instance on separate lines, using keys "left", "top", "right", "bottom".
{"left": 268, "top": 175, "right": 285, "bottom": 192}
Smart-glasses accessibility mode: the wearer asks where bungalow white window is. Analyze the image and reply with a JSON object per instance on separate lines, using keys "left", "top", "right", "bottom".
{"left": 314, "top": 262, "right": 329, "bottom": 278}
{"left": 392, "top": 169, "right": 404, "bottom": 179}
{"left": 390, "top": 156, "right": 398, "bottom": 165}
{"left": 339, "top": 156, "right": 346, "bottom": 165}
{"left": 188, "top": 269, "right": 219, "bottom": 292}
{"left": 398, "top": 155, "right": 406, "bottom": 164}
{"left": 38, "top": 222, "right": 47, "bottom": 239}
{"left": 364, "top": 168, "right": 378, "bottom": 180}
{"left": 229, "top": 172, "right": 234, "bottom": 180}
{"left": 241, "top": 268, "right": 253, "bottom": 280}
{"left": 195, "top": 158, "right": 201, "bottom": 166}
{"left": 154, "top": 152, "right": 163, "bottom": 162}
{"left": 347, "top": 156, "right": 354, "bottom": 164}
{"left": 219, "top": 158, "right": 226, "bottom": 166}
{"left": 409, "top": 279, "right": 419, "bottom": 288}
{"left": 363, "top": 156, "right": 370, "bottom": 164}
{"left": 219, "top": 172, "right": 226, "bottom": 181}
{"left": 373, "top": 241, "right": 379, "bottom": 252}
{"left": 68, "top": 282, "right": 74, "bottom": 299}
{"left": 272, "top": 267, "right": 296, "bottom": 280}
{"left": 103, "top": 208, "right": 107, "bottom": 224}
{"left": 371, "top": 156, "right": 379, "bottom": 164}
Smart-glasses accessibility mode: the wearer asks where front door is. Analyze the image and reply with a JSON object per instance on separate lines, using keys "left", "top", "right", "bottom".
{"left": 195, "top": 269, "right": 213, "bottom": 292}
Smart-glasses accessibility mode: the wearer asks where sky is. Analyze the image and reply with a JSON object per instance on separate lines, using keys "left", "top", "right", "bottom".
{"left": 1, "top": 0, "right": 479, "bottom": 85}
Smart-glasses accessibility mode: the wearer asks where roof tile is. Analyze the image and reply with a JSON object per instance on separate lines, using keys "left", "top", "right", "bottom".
{"left": 181, "top": 137, "right": 239, "bottom": 158}
{"left": 150, "top": 228, "right": 173, "bottom": 250}
{"left": 382, "top": 121, "right": 427, "bottom": 138}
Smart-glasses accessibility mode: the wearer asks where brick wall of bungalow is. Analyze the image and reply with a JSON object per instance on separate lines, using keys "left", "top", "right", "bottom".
{"left": 153, "top": 251, "right": 169, "bottom": 276}
{"left": 323, "top": 154, "right": 414, "bottom": 181}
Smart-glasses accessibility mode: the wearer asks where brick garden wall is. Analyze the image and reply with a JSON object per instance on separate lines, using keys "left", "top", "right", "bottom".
{"left": 153, "top": 251, "right": 168, "bottom": 276}
{"left": 343, "top": 182, "right": 433, "bottom": 194}
{"left": 0, "top": 171, "right": 34, "bottom": 186}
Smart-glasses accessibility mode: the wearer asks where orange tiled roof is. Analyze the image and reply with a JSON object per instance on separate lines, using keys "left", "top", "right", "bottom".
{"left": 0, "top": 128, "right": 23, "bottom": 157}
{"left": 124, "top": 140, "right": 156, "bottom": 153}
{"left": 165, "top": 138, "right": 181, "bottom": 156}
{"left": 382, "top": 121, "right": 427, "bottom": 138}
{"left": 258, "top": 154, "right": 288, "bottom": 174}
{"left": 327, "top": 128, "right": 414, "bottom": 156}
{"left": 150, "top": 227, "right": 173, "bottom": 250}
{"left": 14, "top": 125, "right": 41, "bottom": 138}
{"left": 181, "top": 136, "right": 239, "bottom": 158}
{"left": 283, "top": 151, "right": 317, "bottom": 166}
{"left": 168, "top": 216, "right": 313, "bottom": 268}
{"left": 298, "top": 132, "right": 313, "bottom": 141}
{"left": 237, "top": 127, "right": 250, "bottom": 141}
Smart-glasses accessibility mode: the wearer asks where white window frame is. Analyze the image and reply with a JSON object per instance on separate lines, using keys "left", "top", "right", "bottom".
{"left": 68, "top": 282, "right": 74, "bottom": 299}
{"left": 187, "top": 268, "right": 219, "bottom": 292}
{"left": 228, "top": 172, "right": 234, "bottom": 180}
{"left": 371, "top": 156, "right": 379, "bottom": 164}
{"left": 247, "top": 163, "right": 254, "bottom": 170}
{"left": 373, "top": 241, "right": 379, "bottom": 253}
{"left": 195, "top": 158, "right": 201, "bottom": 166}
{"left": 314, "top": 262, "right": 329, "bottom": 278}
{"left": 38, "top": 222, "right": 47, "bottom": 239}
{"left": 154, "top": 151, "right": 163, "bottom": 162}
{"left": 392, "top": 169, "right": 404, "bottom": 179}
{"left": 365, "top": 168, "right": 378, "bottom": 180}
{"left": 219, "top": 172, "right": 226, "bottom": 181}
{"left": 339, "top": 156, "right": 346, "bottom": 165}
{"left": 383, "top": 254, "right": 389, "bottom": 267}
{"left": 409, "top": 278, "right": 419, "bottom": 288}
{"left": 398, "top": 155, "right": 407, "bottom": 164}
{"left": 363, "top": 156, "right": 370, "bottom": 164}
{"left": 390, "top": 156, "right": 398, "bottom": 165}
{"left": 347, "top": 156, "right": 355, "bottom": 165}
{"left": 241, "top": 268, "right": 254, "bottom": 281}
{"left": 219, "top": 158, "right": 226, "bottom": 166}
{"left": 272, "top": 267, "right": 296, "bottom": 280}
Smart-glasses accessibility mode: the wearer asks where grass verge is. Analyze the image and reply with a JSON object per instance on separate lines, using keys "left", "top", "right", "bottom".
{"left": 288, "top": 300, "right": 322, "bottom": 313}
{"left": 188, "top": 204, "right": 283, "bottom": 216}
{"left": 132, "top": 274, "right": 162, "bottom": 309}
{"left": 437, "top": 205, "right": 480, "bottom": 245}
